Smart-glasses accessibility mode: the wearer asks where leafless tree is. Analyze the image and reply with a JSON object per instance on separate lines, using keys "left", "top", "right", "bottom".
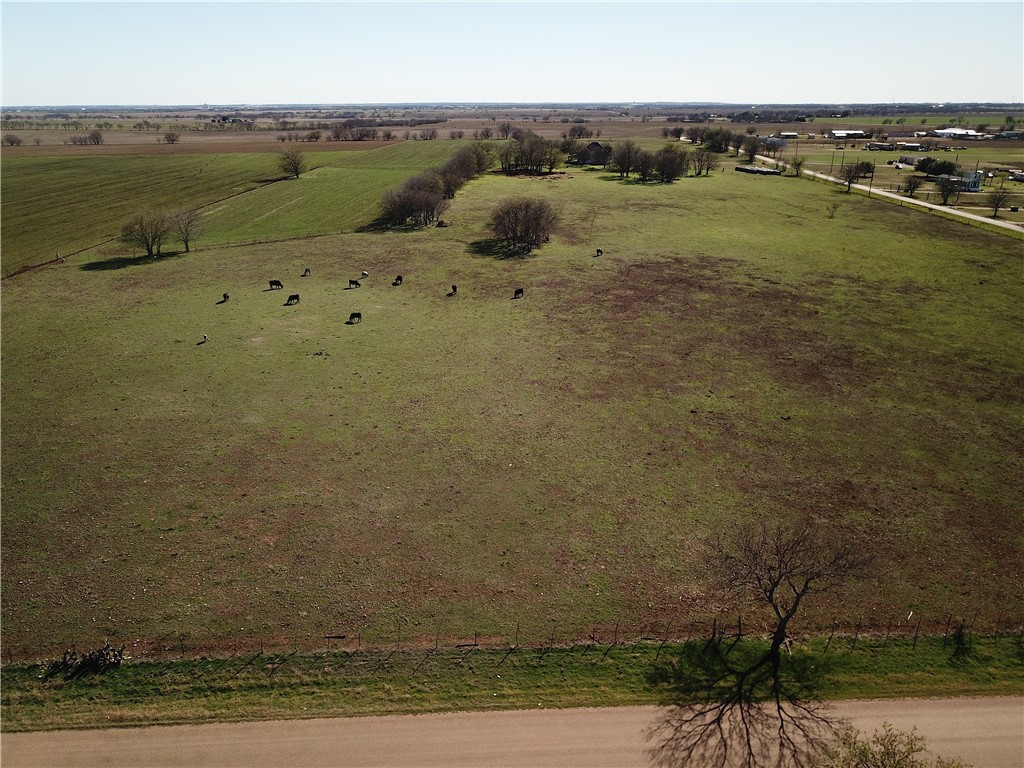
{"left": 790, "top": 157, "right": 806, "bottom": 177}
{"left": 935, "top": 176, "right": 959, "bottom": 205}
{"left": 692, "top": 147, "right": 720, "bottom": 176}
{"left": 636, "top": 150, "right": 657, "bottom": 183}
{"left": 837, "top": 162, "right": 871, "bottom": 192}
{"left": 489, "top": 197, "right": 557, "bottom": 253}
{"left": 985, "top": 188, "right": 1012, "bottom": 218}
{"left": 170, "top": 209, "right": 203, "bottom": 252}
{"left": 742, "top": 136, "right": 760, "bottom": 163}
{"left": 610, "top": 139, "right": 641, "bottom": 178}
{"left": 120, "top": 210, "right": 171, "bottom": 257}
{"left": 646, "top": 520, "right": 870, "bottom": 768}
{"left": 656, "top": 145, "right": 688, "bottom": 183}
{"left": 902, "top": 175, "right": 924, "bottom": 198}
{"left": 163, "top": 132, "right": 181, "bottom": 144}
{"left": 279, "top": 147, "right": 307, "bottom": 179}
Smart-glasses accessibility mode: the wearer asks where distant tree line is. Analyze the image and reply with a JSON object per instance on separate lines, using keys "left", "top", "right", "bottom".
{"left": 379, "top": 143, "right": 494, "bottom": 227}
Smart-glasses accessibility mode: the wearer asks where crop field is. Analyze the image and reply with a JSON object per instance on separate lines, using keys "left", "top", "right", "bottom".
{"left": 2, "top": 139, "right": 1022, "bottom": 668}
{"left": 0, "top": 140, "right": 463, "bottom": 277}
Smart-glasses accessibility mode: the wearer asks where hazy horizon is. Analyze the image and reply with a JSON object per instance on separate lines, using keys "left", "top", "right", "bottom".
{"left": 2, "top": 1, "right": 1022, "bottom": 108}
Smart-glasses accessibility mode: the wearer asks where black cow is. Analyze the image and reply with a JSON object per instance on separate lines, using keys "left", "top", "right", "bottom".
{"left": 286, "top": 294, "right": 300, "bottom": 305}
{"left": 302, "top": 268, "right": 311, "bottom": 277}
{"left": 348, "top": 279, "right": 361, "bottom": 289}
{"left": 595, "top": 248, "right": 603, "bottom": 257}
{"left": 269, "top": 279, "right": 284, "bottom": 290}
{"left": 513, "top": 287, "right": 524, "bottom": 299}
{"left": 447, "top": 284, "right": 458, "bottom": 297}
{"left": 392, "top": 275, "right": 403, "bottom": 286}
{"left": 216, "top": 293, "right": 229, "bottom": 304}
{"left": 347, "top": 312, "right": 362, "bottom": 324}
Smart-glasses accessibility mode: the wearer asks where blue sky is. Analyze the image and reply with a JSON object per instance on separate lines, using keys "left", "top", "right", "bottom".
{"left": 2, "top": 1, "right": 1022, "bottom": 106}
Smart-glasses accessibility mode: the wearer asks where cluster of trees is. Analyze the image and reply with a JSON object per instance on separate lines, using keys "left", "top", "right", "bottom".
{"left": 68, "top": 131, "right": 104, "bottom": 145}
{"left": 489, "top": 197, "right": 557, "bottom": 253}
{"left": 607, "top": 139, "right": 720, "bottom": 182}
{"left": 379, "top": 143, "right": 494, "bottom": 227}
{"left": 120, "top": 209, "right": 203, "bottom": 257}
{"left": 497, "top": 130, "right": 563, "bottom": 174}
{"left": 915, "top": 157, "right": 958, "bottom": 177}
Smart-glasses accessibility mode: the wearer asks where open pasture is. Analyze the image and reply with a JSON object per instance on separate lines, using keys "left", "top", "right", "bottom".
{"left": 1, "top": 157, "right": 1022, "bottom": 662}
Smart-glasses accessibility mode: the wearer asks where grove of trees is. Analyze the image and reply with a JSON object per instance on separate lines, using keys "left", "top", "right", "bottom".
{"left": 489, "top": 197, "right": 557, "bottom": 253}
{"left": 379, "top": 143, "right": 494, "bottom": 227}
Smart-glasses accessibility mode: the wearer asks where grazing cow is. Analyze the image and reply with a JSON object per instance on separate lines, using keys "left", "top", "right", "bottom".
{"left": 447, "top": 284, "right": 458, "bottom": 297}
{"left": 269, "top": 279, "right": 284, "bottom": 290}
{"left": 513, "top": 287, "right": 524, "bottom": 299}
{"left": 361, "top": 271, "right": 369, "bottom": 278}
{"left": 595, "top": 248, "right": 603, "bottom": 257}
{"left": 392, "top": 275, "right": 403, "bottom": 286}
{"left": 348, "top": 279, "right": 361, "bottom": 289}
{"left": 302, "top": 268, "right": 311, "bottom": 277}
{"left": 216, "top": 293, "right": 229, "bottom": 304}
{"left": 347, "top": 312, "right": 362, "bottom": 324}
{"left": 286, "top": 294, "right": 300, "bottom": 305}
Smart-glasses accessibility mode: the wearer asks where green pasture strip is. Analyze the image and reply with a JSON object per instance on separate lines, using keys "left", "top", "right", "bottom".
{"left": 2, "top": 167, "right": 1021, "bottom": 662}
{"left": 199, "top": 141, "right": 468, "bottom": 246}
{"left": 1, "top": 635, "right": 1020, "bottom": 732}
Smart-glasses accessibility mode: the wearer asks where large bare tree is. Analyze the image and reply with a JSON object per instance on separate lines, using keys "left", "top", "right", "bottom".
{"left": 646, "top": 520, "right": 870, "bottom": 768}
{"left": 170, "top": 209, "right": 203, "bottom": 253}
{"left": 985, "top": 188, "right": 1012, "bottom": 218}
{"left": 120, "top": 210, "right": 171, "bottom": 257}
{"left": 278, "top": 147, "right": 308, "bottom": 179}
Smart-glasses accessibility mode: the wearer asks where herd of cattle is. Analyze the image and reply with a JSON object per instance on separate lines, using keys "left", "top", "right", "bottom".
{"left": 206, "top": 249, "right": 607, "bottom": 342}
{"left": 210, "top": 267, "right": 530, "bottom": 336}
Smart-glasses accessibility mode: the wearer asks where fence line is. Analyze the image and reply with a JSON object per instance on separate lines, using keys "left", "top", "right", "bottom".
{"left": 7, "top": 612, "right": 1023, "bottom": 670}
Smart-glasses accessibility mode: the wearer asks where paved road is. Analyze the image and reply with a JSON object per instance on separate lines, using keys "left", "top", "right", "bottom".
{"left": 2, "top": 697, "right": 1021, "bottom": 768}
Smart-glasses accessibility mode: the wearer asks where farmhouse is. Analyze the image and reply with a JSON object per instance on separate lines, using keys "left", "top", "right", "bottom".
{"left": 938, "top": 170, "right": 984, "bottom": 192}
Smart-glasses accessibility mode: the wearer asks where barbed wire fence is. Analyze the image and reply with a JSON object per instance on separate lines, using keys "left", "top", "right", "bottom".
{"left": 6, "top": 612, "right": 1023, "bottom": 684}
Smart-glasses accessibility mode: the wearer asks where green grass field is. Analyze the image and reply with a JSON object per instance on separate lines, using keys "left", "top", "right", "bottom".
{"left": 3, "top": 150, "right": 1022, "bottom": 669}
{"left": 2, "top": 634, "right": 1020, "bottom": 732}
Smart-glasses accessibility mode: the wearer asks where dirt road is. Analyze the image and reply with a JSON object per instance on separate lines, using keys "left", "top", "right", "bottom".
{"left": 2, "top": 697, "right": 1021, "bottom": 767}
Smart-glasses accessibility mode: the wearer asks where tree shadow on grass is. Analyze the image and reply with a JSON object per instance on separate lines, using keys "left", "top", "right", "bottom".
{"left": 468, "top": 238, "right": 538, "bottom": 261}
{"left": 356, "top": 216, "right": 430, "bottom": 234}
{"left": 80, "top": 251, "right": 187, "bottom": 271}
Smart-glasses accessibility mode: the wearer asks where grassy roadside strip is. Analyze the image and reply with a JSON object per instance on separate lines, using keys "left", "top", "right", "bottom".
{"left": 2, "top": 634, "right": 1021, "bottom": 733}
